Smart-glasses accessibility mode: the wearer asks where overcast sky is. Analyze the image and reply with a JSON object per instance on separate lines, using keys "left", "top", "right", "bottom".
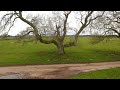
{"left": 0, "top": 11, "right": 91, "bottom": 36}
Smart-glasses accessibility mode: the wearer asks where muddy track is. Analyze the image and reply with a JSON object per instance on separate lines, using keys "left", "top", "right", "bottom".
{"left": 0, "top": 61, "right": 120, "bottom": 79}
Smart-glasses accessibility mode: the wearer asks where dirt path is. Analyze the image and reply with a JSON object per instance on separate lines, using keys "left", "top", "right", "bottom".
{"left": 0, "top": 61, "right": 120, "bottom": 79}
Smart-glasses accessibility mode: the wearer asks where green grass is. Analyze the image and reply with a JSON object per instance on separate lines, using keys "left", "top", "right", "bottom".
{"left": 0, "top": 37, "right": 120, "bottom": 66}
{"left": 68, "top": 67, "right": 120, "bottom": 79}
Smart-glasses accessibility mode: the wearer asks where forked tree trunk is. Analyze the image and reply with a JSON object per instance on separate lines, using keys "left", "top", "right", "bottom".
{"left": 57, "top": 42, "right": 65, "bottom": 55}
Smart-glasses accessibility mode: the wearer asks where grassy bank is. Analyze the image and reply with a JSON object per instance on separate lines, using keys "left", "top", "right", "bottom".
{"left": 69, "top": 67, "right": 120, "bottom": 79}
{"left": 0, "top": 37, "right": 120, "bottom": 66}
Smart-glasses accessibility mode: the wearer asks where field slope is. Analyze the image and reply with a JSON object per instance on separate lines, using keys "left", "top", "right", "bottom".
{"left": 0, "top": 37, "right": 120, "bottom": 66}
{"left": 69, "top": 67, "right": 120, "bottom": 79}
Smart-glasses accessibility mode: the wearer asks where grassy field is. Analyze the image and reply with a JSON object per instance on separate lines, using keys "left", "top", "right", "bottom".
{"left": 0, "top": 37, "right": 120, "bottom": 66}
{"left": 68, "top": 67, "right": 120, "bottom": 79}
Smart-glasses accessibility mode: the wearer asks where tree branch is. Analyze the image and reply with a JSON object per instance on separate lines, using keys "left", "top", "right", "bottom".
{"left": 61, "top": 11, "right": 71, "bottom": 42}
{"left": 17, "top": 11, "right": 58, "bottom": 46}
{"left": 0, "top": 12, "right": 19, "bottom": 34}
{"left": 7, "top": 17, "right": 19, "bottom": 34}
{"left": 21, "top": 31, "right": 34, "bottom": 37}
{"left": 86, "top": 11, "right": 105, "bottom": 26}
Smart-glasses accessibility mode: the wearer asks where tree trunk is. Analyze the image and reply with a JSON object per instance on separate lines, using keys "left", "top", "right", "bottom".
{"left": 73, "top": 26, "right": 84, "bottom": 46}
{"left": 118, "top": 33, "right": 120, "bottom": 38}
{"left": 73, "top": 34, "right": 79, "bottom": 46}
{"left": 64, "top": 35, "right": 79, "bottom": 47}
{"left": 57, "top": 43, "right": 65, "bottom": 55}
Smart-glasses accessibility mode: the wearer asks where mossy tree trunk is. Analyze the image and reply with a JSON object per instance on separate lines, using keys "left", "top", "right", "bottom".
{"left": 57, "top": 42, "right": 65, "bottom": 55}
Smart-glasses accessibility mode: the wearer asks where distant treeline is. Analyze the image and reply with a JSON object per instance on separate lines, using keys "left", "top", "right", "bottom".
{"left": 0, "top": 35, "right": 118, "bottom": 38}
{"left": 0, "top": 35, "right": 118, "bottom": 40}
{"left": 67, "top": 35, "right": 118, "bottom": 37}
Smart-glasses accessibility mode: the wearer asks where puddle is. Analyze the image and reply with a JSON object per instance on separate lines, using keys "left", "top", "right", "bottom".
{"left": 0, "top": 73, "right": 30, "bottom": 79}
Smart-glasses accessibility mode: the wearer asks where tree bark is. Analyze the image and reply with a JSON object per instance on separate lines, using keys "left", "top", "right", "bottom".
{"left": 73, "top": 34, "right": 79, "bottom": 45}
{"left": 118, "top": 33, "right": 120, "bottom": 38}
{"left": 69, "top": 27, "right": 84, "bottom": 46}
{"left": 57, "top": 42, "right": 65, "bottom": 55}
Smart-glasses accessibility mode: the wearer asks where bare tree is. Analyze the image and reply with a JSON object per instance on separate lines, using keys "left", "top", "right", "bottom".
{"left": 92, "top": 11, "right": 120, "bottom": 38}
{"left": 64, "top": 11, "right": 105, "bottom": 47}
{"left": 0, "top": 11, "right": 71, "bottom": 55}
{"left": 0, "top": 11, "right": 104, "bottom": 55}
